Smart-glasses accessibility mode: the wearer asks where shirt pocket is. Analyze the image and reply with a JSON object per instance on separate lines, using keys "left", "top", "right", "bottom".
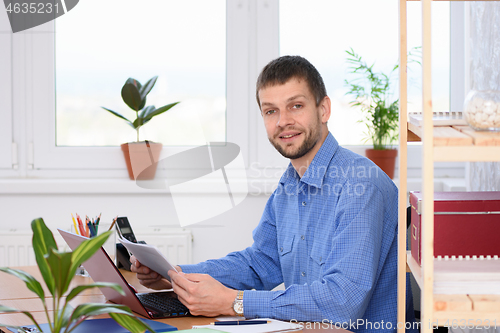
{"left": 279, "top": 235, "right": 295, "bottom": 256}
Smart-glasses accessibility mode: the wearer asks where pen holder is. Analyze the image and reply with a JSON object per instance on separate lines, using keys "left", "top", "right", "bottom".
{"left": 99, "top": 222, "right": 117, "bottom": 265}
{"left": 71, "top": 221, "right": 117, "bottom": 277}
{"left": 70, "top": 223, "right": 90, "bottom": 277}
{"left": 75, "top": 265, "right": 90, "bottom": 277}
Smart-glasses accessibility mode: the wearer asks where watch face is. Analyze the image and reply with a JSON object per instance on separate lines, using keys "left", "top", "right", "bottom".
{"left": 233, "top": 301, "right": 243, "bottom": 314}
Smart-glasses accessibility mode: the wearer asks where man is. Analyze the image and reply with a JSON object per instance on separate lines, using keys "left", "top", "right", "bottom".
{"left": 132, "top": 56, "right": 417, "bottom": 332}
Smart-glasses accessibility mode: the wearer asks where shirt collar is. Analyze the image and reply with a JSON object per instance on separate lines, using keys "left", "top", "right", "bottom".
{"left": 279, "top": 132, "right": 339, "bottom": 188}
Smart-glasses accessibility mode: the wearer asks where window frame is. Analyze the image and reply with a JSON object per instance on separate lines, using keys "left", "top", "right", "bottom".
{"left": 0, "top": 17, "right": 12, "bottom": 170}
{"left": 1, "top": 0, "right": 467, "bottom": 181}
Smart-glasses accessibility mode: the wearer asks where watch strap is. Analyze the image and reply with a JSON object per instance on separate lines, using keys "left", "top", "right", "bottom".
{"left": 233, "top": 290, "right": 244, "bottom": 316}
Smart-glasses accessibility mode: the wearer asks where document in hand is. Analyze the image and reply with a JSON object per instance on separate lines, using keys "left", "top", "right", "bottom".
{"left": 119, "top": 236, "right": 178, "bottom": 281}
{"left": 192, "top": 318, "right": 302, "bottom": 333}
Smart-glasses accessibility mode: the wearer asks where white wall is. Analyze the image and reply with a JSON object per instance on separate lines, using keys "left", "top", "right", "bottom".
{"left": 0, "top": 176, "right": 467, "bottom": 265}
{"left": 0, "top": 186, "right": 269, "bottom": 264}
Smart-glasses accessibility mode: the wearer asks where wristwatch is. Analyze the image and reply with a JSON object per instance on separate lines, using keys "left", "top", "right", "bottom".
{"left": 232, "top": 290, "right": 244, "bottom": 316}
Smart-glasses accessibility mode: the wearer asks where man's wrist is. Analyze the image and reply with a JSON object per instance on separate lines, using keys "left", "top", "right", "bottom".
{"left": 232, "top": 290, "right": 244, "bottom": 317}
{"left": 225, "top": 289, "right": 237, "bottom": 316}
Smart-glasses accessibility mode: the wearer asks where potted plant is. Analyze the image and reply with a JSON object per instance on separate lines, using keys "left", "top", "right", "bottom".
{"left": 344, "top": 48, "right": 419, "bottom": 179}
{"left": 0, "top": 218, "right": 156, "bottom": 333}
{"left": 102, "top": 76, "right": 180, "bottom": 180}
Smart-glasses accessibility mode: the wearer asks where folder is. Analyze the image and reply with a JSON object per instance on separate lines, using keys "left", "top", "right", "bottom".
{"left": 7, "top": 317, "right": 177, "bottom": 332}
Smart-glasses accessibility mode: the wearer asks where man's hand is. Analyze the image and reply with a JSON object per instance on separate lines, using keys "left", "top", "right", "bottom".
{"left": 168, "top": 270, "right": 238, "bottom": 317}
{"left": 129, "top": 255, "right": 181, "bottom": 290}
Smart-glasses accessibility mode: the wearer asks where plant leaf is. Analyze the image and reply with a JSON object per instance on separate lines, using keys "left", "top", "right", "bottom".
{"left": 57, "top": 304, "right": 74, "bottom": 333}
{"left": 31, "top": 218, "right": 56, "bottom": 296}
{"left": 139, "top": 105, "right": 155, "bottom": 119}
{"left": 0, "top": 325, "right": 30, "bottom": 333}
{"left": 121, "top": 78, "right": 144, "bottom": 111}
{"left": 0, "top": 305, "right": 42, "bottom": 332}
{"left": 0, "top": 268, "right": 45, "bottom": 301}
{"left": 344, "top": 47, "right": 403, "bottom": 149}
{"left": 132, "top": 117, "right": 144, "bottom": 129}
{"left": 45, "top": 248, "right": 74, "bottom": 298}
{"left": 69, "top": 303, "right": 134, "bottom": 321}
{"left": 101, "top": 107, "right": 132, "bottom": 124}
{"left": 109, "top": 313, "right": 157, "bottom": 333}
{"left": 66, "top": 283, "right": 124, "bottom": 303}
{"left": 139, "top": 76, "right": 158, "bottom": 101}
{"left": 134, "top": 79, "right": 142, "bottom": 92}
{"left": 67, "top": 231, "right": 111, "bottom": 286}
{"left": 65, "top": 304, "right": 147, "bottom": 333}
{"left": 143, "top": 102, "right": 180, "bottom": 124}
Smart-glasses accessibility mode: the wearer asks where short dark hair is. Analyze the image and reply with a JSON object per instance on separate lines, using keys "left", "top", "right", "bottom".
{"left": 256, "top": 55, "right": 327, "bottom": 108}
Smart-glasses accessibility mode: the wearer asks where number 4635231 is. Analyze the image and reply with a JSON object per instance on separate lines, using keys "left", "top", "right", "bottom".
{"left": 6, "top": 2, "right": 60, "bottom": 14}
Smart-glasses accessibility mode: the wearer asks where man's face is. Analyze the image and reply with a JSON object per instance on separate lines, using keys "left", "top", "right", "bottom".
{"left": 258, "top": 78, "right": 329, "bottom": 160}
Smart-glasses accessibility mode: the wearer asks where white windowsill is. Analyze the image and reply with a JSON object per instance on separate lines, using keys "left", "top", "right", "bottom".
{"left": 0, "top": 178, "right": 466, "bottom": 195}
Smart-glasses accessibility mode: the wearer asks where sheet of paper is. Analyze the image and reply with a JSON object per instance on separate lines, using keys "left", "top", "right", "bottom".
{"left": 216, "top": 316, "right": 247, "bottom": 321}
{"left": 177, "top": 329, "right": 224, "bottom": 333}
{"left": 118, "top": 237, "right": 178, "bottom": 281}
{"left": 192, "top": 318, "right": 302, "bottom": 333}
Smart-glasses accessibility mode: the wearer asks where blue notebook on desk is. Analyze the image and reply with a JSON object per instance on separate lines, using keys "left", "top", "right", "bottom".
{"left": 7, "top": 317, "right": 177, "bottom": 332}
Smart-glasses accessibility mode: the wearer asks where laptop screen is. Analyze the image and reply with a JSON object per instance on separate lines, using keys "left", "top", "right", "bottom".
{"left": 58, "top": 229, "right": 150, "bottom": 318}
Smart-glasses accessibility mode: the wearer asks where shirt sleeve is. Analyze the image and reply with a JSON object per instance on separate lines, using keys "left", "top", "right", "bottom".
{"left": 180, "top": 192, "right": 284, "bottom": 292}
{"left": 183, "top": 182, "right": 394, "bottom": 324}
{"left": 242, "top": 182, "right": 392, "bottom": 323}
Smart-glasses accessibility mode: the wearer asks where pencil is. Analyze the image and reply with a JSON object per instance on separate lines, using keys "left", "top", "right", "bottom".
{"left": 76, "top": 214, "right": 86, "bottom": 236}
{"left": 71, "top": 213, "right": 79, "bottom": 235}
{"left": 96, "top": 213, "right": 101, "bottom": 234}
{"left": 85, "top": 216, "right": 90, "bottom": 237}
{"left": 108, "top": 216, "right": 117, "bottom": 231}
{"left": 87, "top": 221, "right": 96, "bottom": 237}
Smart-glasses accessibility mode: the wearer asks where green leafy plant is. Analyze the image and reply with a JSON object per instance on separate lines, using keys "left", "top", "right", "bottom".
{"left": 102, "top": 76, "right": 180, "bottom": 142}
{"left": 344, "top": 47, "right": 421, "bottom": 150}
{"left": 0, "top": 218, "right": 156, "bottom": 333}
{"left": 344, "top": 48, "right": 399, "bottom": 150}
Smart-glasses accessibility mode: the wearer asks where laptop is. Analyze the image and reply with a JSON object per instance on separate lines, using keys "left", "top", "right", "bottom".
{"left": 58, "top": 229, "right": 190, "bottom": 319}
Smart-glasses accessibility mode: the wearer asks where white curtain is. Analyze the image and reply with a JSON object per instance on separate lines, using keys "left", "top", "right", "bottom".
{"left": 467, "top": 2, "right": 500, "bottom": 192}
{"left": 455, "top": 3, "right": 500, "bottom": 333}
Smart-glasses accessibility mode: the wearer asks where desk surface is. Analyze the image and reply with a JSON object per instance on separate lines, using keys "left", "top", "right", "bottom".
{"left": 0, "top": 266, "right": 350, "bottom": 332}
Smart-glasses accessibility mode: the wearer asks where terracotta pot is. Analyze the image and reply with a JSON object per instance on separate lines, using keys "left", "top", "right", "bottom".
{"left": 365, "top": 148, "right": 398, "bottom": 179}
{"left": 121, "top": 141, "right": 162, "bottom": 180}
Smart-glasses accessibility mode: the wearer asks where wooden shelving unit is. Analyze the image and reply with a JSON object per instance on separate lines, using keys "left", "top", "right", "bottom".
{"left": 397, "top": 1, "right": 500, "bottom": 332}
{"left": 407, "top": 124, "right": 500, "bottom": 161}
{"left": 406, "top": 251, "right": 500, "bottom": 324}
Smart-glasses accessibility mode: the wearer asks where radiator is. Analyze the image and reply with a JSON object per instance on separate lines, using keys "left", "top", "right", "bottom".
{"left": 0, "top": 227, "right": 193, "bottom": 267}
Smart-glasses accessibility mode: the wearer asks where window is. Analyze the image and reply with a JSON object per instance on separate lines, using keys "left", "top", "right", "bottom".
{"left": 0, "top": 9, "right": 12, "bottom": 170}
{"left": 55, "top": 0, "right": 226, "bottom": 147}
{"left": 29, "top": 0, "right": 235, "bottom": 173}
{"left": 1, "top": 0, "right": 465, "bottom": 179}
{"left": 279, "top": 0, "right": 450, "bottom": 146}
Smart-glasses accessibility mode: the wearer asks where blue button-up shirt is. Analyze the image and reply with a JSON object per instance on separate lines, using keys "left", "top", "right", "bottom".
{"left": 181, "top": 133, "right": 416, "bottom": 332}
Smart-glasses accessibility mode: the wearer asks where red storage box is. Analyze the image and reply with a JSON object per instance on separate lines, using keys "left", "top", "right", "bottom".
{"left": 410, "top": 191, "right": 500, "bottom": 265}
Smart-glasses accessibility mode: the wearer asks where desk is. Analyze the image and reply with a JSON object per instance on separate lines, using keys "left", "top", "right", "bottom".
{"left": 0, "top": 267, "right": 350, "bottom": 332}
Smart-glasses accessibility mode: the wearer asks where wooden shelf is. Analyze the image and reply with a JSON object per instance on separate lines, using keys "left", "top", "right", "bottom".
{"left": 408, "top": 0, "right": 499, "bottom": 1}
{"left": 407, "top": 123, "right": 500, "bottom": 162}
{"left": 433, "top": 146, "right": 500, "bottom": 162}
{"left": 407, "top": 123, "right": 472, "bottom": 146}
{"left": 398, "top": 1, "right": 500, "bottom": 331}
{"left": 433, "top": 295, "right": 500, "bottom": 326}
{"left": 406, "top": 251, "right": 423, "bottom": 288}
{"left": 406, "top": 252, "right": 500, "bottom": 324}
{"left": 408, "top": 123, "right": 500, "bottom": 146}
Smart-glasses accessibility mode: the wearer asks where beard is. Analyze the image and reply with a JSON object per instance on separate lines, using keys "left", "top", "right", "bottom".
{"left": 269, "top": 115, "right": 322, "bottom": 160}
